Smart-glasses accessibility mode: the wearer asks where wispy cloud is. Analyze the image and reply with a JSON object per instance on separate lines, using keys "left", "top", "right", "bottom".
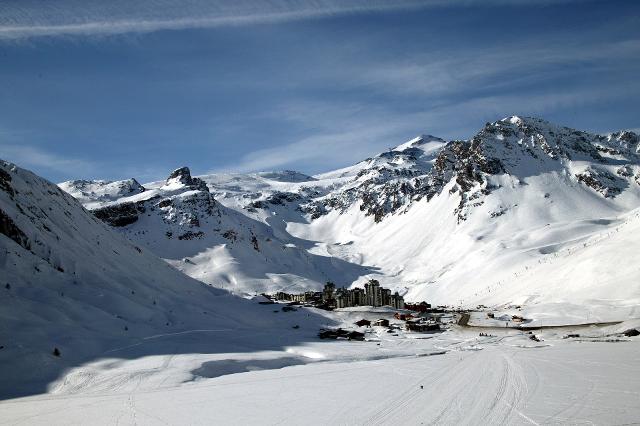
{"left": 312, "top": 38, "right": 640, "bottom": 99}
{"left": 211, "top": 99, "right": 422, "bottom": 173}
{"left": 0, "top": 0, "right": 589, "bottom": 40}
{"left": 217, "top": 125, "right": 401, "bottom": 174}
{"left": 221, "top": 82, "right": 638, "bottom": 174}
{"left": 0, "top": 143, "right": 96, "bottom": 179}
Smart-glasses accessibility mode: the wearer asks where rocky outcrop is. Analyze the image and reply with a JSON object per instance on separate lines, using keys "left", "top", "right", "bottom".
{"left": 0, "top": 208, "right": 30, "bottom": 250}
{"left": 0, "top": 168, "right": 15, "bottom": 197}
{"left": 575, "top": 168, "right": 627, "bottom": 198}
{"left": 85, "top": 166, "right": 220, "bottom": 237}
{"left": 608, "top": 130, "right": 639, "bottom": 153}
{"left": 93, "top": 202, "right": 144, "bottom": 227}
{"left": 248, "top": 191, "right": 302, "bottom": 209}
{"left": 300, "top": 117, "right": 640, "bottom": 223}
{"left": 166, "top": 167, "right": 209, "bottom": 192}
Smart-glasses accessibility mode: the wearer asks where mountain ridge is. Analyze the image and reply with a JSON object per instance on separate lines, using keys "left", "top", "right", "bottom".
{"left": 57, "top": 116, "right": 640, "bottom": 318}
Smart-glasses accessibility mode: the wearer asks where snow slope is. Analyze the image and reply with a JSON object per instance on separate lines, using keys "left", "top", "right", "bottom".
{"left": 59, "top": 167, "right": 375, "bottom": 294}
{"left": 288, "top": 117, "right": 640, "bottom": 319}
{"left": 0, "top": 160, "right": 334, "bottom": 399}
{"left": 59, "top": 178, "right": 145, "bottom": 209}
{"left": 2, "top": 318, "right": 639, "bottom": 425}
{"left": 60, "top": 117, "right": 640, "bottom": 323}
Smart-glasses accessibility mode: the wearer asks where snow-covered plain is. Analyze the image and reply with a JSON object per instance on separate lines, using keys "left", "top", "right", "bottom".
{"left": 2, "top": 308, "right": 639, "bottom": 425}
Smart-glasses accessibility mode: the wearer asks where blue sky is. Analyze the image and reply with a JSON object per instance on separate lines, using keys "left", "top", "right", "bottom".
{"left": 0, "top": 0, "right": 639, "bottom": 183}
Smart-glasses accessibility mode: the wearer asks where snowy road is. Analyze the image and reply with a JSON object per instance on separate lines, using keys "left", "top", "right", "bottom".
{"left": 2, "top": 326, "right": 639, "bottom": 425}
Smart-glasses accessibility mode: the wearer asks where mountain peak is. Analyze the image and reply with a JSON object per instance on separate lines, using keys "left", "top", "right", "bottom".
{"left": 393, "top": 134, "right": 446, "bottom": 152}
{"left": 609, "top": 130, "right": 639, "bottom": 144}
{"left": 496, "top": 115, "right": 551, "bottom": 127}
{"left": 166, "top": 166, "right": 209, "bottom": 192}
{"left": 167, "top": 166, "right": 193, "bottom": 184}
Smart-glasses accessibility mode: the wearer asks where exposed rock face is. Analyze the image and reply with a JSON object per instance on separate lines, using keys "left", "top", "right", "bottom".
{"left": 0, "top": 164, "right": 30, "bottom": 250}
{"left": 575, "top": 168, "right": 627, "bottom": 198}
{"left": 166, "top": 167, "right": 209, "bottom": 192}
{"left": 300, "top": 135, "right": 447, "bottom": 222}
{"left": 61, "top": 118, "right": 640, "bottom": 230}
{"left": 249, "top": 191, "right": 302, "bottom": 209}
{"left": 93, "top": 202, "right": 145, "bottom": 227}
{"left": 302, "top": 117, "right": 640, "bottom": 222}
{"left": 157, "top": 190, "right": 218, "bottom": 228}
{"left": 0, "top": 168, "right": 15, "bottom": 197}
{"left": 81, "top": 166, "right": 223, "bottom": 246}
{"left": 0, "top": 208, "right": 30, "bottom": 250}
{"left": 166, "top": 167, "right": 193, "bottom": 184}
{"left": 608, "top": 131, "right": 640, "bottom": 152}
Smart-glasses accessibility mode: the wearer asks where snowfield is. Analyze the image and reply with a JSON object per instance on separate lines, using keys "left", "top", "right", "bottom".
{"left": 2, "top": 311, "right": 639, "bottom": 425}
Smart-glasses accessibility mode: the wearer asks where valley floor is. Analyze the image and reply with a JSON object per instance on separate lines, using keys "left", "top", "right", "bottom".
{"left": 2, "top": 308, "right": 639, "bottom": 425}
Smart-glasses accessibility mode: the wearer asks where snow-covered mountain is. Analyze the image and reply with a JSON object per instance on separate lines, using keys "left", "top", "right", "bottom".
{"left": 100, "top": 166, "right": 375, "bottom": 293}
{"left": 59, "top": 177, "right": 146, "bottom": 208}
{"left": 0, "top": 160, "right": 329, "bottom": 399}
{"left": 60, "top": 116, "right": 640, "bottom": 320}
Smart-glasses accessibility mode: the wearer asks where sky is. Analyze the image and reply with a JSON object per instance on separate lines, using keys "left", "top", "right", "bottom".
{"left": 0, "top": 0, "right": 639, "bottom": 183}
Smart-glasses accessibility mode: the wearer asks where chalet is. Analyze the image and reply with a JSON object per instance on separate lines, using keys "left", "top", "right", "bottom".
{"left": 394, "top": 312, "right": 414, "bottom": 321}
{"left": 405, "top": 301, "right": 431, "bottom": 312}
{"left": 511, "top": 315, "right": 524, "bottom": 323}
{"left": 318, "top": 328, "right": 365, "bottom": 341}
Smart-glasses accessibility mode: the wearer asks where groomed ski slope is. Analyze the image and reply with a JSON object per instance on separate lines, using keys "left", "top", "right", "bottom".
{"left": 2, "top": 315, "right": 639, "bottom": 425}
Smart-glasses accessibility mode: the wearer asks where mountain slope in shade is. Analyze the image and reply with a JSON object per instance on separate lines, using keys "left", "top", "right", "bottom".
{"left": 61, "top": 116, "right": 640, "bottom": 322}
{"left": 0, "top": 160, "right": 329, "bottom": 399}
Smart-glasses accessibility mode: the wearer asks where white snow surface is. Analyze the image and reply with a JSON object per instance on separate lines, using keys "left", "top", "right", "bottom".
{"left": 2, "top": 306, "right": 640, "bottom": 424}
{"left": 58, "top": 116, "right": 640, "bottom": 325}
{"left": 58, "top": 178, "right": 145, "bottom": 209}
{"left": 0, "top": 160, "right": 336, "bottom": 399}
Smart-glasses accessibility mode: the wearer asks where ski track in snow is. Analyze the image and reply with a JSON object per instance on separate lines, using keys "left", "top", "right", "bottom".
{"left": 3, "top": 324, "right": 639, "bottom": 425}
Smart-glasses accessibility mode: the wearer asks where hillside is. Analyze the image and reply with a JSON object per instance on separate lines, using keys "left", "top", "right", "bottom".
{"left": 289, "top": 117, "right": 640, "bottom": 321}
{"left": 0, "top": 160, "right": 328, "bottom": 399}
{"left": 60, "top": 117, "right": 640, "bottom": 322}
